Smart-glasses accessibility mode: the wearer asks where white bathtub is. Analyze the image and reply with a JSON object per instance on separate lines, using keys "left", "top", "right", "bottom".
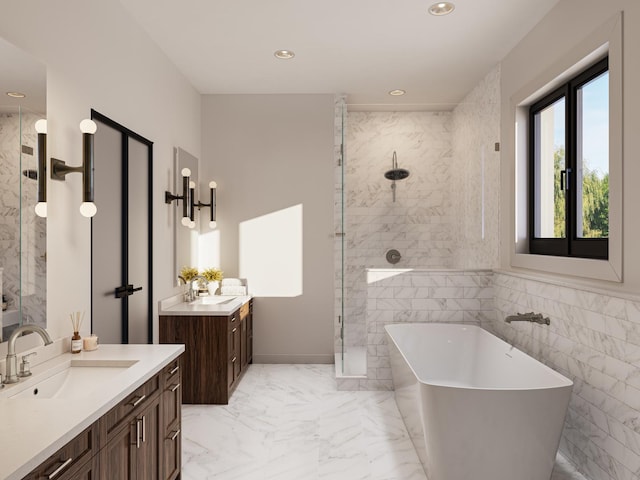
{"left": 386, "top": 323, "right": 572, "bottom": 480}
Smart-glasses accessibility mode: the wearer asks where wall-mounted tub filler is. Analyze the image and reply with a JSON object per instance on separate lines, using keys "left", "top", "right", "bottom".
{"left": 505, "top": 312, "right": 550, "bottom": 325}
{"left": 384, "top": 151, "right": 409, "bottom": 202}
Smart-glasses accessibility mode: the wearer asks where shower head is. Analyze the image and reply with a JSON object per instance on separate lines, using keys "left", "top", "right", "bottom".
{"left": 384, "top": 168, "right": 410, "bottom": 181}
{"left": 384, "top": 151, "right": 410, "bottom": 181}
{"left": 384, "top": 151, "right": 409, "bottom": 202}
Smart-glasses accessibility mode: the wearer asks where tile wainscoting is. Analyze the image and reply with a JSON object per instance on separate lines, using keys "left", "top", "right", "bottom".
{"left": 492, "top": 271, "right": 640, "bottom": 480}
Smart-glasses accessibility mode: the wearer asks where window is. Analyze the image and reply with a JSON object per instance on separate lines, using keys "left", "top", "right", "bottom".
{"left": 529, "top": 57, "right": 609, "bottom": 259}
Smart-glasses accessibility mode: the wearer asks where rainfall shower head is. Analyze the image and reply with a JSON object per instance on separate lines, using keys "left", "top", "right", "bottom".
{"left": 384, "top": 151, "right": 409, "bottom": 202}
{"left": 384, "top": 168, "right": 410, "bottom": 181}
{"left": 384, "top": 151, "right": 410, "bottom": 180}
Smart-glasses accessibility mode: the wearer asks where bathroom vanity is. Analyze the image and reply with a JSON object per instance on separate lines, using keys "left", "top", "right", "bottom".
{"left": 159, "top": 295, "right": 253, "bottom": 404}
{"left": 0, "top": 344, "right": 184, "bottom": 480}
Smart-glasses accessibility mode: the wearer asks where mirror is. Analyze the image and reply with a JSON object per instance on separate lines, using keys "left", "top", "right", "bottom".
{"left": 173, "top": 147, "right": 199, "bottom": 286}
{"left": 0, "top": 36, "right": 47, "bottom": 340}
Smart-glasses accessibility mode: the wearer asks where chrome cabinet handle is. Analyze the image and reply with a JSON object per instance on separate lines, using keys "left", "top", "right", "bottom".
{"left": 131, "top": 394, "right": 146, "bottom": 407}
{"left": 142, "top": 415, "right": 146, "bottom": 443}
{"left": 136, "top": 419, "right": 141, "bottom": 448}
{"left": 169, "top": 365, "right": 180, "bottom": 375}
{"left": 169, "top": 429, "right": 181, "bottom": 441}
{"left": 48, "top": 458, "right": 73, "bottom": 479}
{"left": 170, "top": 383, "right": 180, "bottom": 392}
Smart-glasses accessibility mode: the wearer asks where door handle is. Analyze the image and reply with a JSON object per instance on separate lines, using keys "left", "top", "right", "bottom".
{"left": 115, "top": 284, "right": 143, "bottom": 298}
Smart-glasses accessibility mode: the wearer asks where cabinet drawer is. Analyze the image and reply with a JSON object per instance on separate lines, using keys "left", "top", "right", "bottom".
{"left": 163, "top": 358, "right": 181, "bottom": 388}
{"left": 164, "top": 426, "right": 182, "bottom": 480}
{"left": 25, "top": 423, "right": 98, "bottom": 480}
{"left": 102, "top": 374, "right": 160, "bottom": 439}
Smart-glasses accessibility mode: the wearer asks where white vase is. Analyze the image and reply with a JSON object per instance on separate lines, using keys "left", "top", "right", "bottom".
{"left": 207, "top": 281, "right": 219, "bottom": 296}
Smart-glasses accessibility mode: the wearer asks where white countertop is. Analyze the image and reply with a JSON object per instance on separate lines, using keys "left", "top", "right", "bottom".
{"left": 0, "top": 343, "right": 184, "bottom": 480}
{"left": 159, "top": 294, "right": 252, "bottom": 316}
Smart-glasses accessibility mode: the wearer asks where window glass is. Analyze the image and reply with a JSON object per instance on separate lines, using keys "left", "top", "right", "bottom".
{"left": 576, "top": 71, "right": 609, "bottom": 239}
{"left": 533, "top": 97, "right": 565, "bottom": 238}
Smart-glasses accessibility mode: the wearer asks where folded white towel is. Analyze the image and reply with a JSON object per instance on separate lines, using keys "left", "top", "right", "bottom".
{"left": 220, "top": 286, "right": 247, "bottom": 296}
{"left": 221, "top": 278, "right": 245, "bottom": 286}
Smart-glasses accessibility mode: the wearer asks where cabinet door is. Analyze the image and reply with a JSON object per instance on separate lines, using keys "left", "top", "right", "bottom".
{"left": 136, "top": 396, "right": 162, "bottom": 480}
{"left": 100, "top": 421, "right": 136, "bottom": 480}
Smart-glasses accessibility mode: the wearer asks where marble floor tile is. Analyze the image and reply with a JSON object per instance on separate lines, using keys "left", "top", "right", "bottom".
{"left": 182, "top": 364, "right": 588, "bottom": 480}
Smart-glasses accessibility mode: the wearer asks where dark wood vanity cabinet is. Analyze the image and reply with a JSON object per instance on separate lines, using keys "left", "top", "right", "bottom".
{"left": 160, "top": 299, "right": 253, "bottom": 404}
{"left": 24, "top": 356, "right": 182, "bottom": 480}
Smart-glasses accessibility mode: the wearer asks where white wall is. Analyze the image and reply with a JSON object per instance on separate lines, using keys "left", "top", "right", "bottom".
{"left": 201, "top": 94, "right": 335, "bottom": 363}
{"left": 0, "top": 1, "right": 201, "bottom": 345}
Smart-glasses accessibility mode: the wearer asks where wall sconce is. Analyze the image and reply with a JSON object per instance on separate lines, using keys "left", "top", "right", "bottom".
{"left": 49, "top": 119, "right": 98, "bottom": 217}
{"left": 190, "top": 181, "right": 217, "bottom": 229}
{"left": 165, "top": 168, "right": 195, "bottom": 228}
{"left": 34, "top": 119, "right": 48, "bottom": 217}
{"left": 165, "top": 171, "right": 217, "bottom": 229}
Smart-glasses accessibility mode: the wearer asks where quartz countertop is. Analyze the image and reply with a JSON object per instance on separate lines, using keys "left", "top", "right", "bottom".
{"left": 159, "top": 294, "right": 252, "bottom": 316}
{"left": 0, "top": 343, "right": 184, "bottom": 480}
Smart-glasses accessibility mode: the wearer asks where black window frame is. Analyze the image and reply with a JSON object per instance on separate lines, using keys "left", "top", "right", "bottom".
{"left": 528, "top": 56, "right": 609, "bottom": 260}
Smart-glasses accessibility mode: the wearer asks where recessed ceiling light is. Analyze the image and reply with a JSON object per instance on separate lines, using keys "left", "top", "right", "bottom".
{"left": 428, "top": 2, "right": 455, "bottom": 16}
{"left": 6, "top": 91, "right": 26, "bottom": 98}
{"left": 389, "top": 89, "right": 406, "bottom": 96}
{"left": 274, "top": 50, "right": 295, "bottom": 59}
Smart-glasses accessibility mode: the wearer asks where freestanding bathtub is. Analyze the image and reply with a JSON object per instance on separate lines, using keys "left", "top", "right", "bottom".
{"left": 385, "top": 323, "right": 572, "bottom": 480}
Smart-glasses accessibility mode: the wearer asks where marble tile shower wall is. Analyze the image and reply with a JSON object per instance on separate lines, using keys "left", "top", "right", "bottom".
{"left": 336, "top": 269, "right": 494, "bottom": 390}
{"left": 491, "top": 272, "right": 640, "bottom": 480}
{"left": 342, "top": 111, "right": 454, "bottom": 351}
{"left": 451, "top": 65, "right": 501, "bottom": 269}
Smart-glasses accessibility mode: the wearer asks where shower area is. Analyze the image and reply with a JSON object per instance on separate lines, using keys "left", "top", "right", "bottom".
{"left": 334, "top": 66, "right": 501, "bottom": 387}
{"left": 0, "top": 107, "right": 47, "bottom": 338}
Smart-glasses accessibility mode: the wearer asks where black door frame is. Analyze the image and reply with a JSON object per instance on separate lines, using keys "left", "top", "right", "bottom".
{"left": 90, "top": 109, "right": 154, "bottom": 344}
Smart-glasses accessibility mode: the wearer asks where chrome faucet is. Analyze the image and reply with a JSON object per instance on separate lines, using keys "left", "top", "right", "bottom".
{"left": 4, "top": 325, "right": 53, "bottom": 384}
{"left": 505, "top": 312, "right": 550, "bottom": 325}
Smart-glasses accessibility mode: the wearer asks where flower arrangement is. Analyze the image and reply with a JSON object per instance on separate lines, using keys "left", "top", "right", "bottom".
{"left": 180, "top": 266, "right": 199, "bottom": 282}
{"left": 202, "top": 267, "right": 224, "bottom": 283}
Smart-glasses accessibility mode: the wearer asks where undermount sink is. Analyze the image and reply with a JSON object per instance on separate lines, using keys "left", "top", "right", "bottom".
{"left": 189, "top": 296, "right": 237, "bottom": 305}
{"left": 7, "top": 359, "right": 138, "bottom": 400}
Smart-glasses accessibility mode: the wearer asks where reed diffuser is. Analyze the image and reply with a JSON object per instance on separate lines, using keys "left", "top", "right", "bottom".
{"left": 70, "top": 311, "right": 84, "bottom": 354}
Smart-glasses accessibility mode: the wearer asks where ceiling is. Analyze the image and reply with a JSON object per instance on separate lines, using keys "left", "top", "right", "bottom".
{"left": 120, "top": 0, "right": 560, "bottom": 109}
{"left": 0, "top": 37, "right": 46, "bottom": 114}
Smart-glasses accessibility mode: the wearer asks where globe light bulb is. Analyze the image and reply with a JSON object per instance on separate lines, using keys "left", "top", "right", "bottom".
{"left": 189, "top": 181, "right": 196, "bottom": 189}
{"left": 34, "top": 202, "right": 47, "bottom": 218}
{"left": 79, "top": 119, "right": 97, "bottom": 134}
{"left": 209, "top": 220, "right": 217, "bottom": 229}
{"left": 181, "top": 216, "right": 191, "bottom": 227}
{"left": 181, "top": 168, "right": 191, "bottom": 177}
{"left": 35, "top": 119, "right": 47, "bottom": 134}
{"left": 79, "top": 202, "right": 97, "bottom": 217}
{"left": 209, "top": 181, "right": 217, "bottom": 189}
